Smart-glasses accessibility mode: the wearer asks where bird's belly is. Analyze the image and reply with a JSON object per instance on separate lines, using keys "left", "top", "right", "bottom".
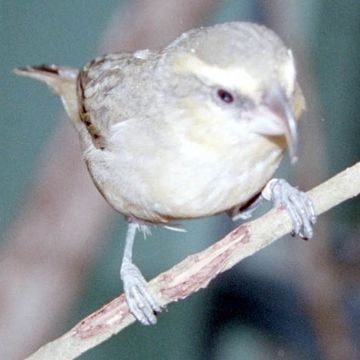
{"left": 147, "top": 145, "right": 283, "bottom": 219}
{"left": 85, "top": 136, "right": 284, "bottom": 222}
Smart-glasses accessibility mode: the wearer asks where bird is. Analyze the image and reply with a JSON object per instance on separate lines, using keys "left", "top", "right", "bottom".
{"left": 15, "top": 21, "right": 316, "bottom": 325}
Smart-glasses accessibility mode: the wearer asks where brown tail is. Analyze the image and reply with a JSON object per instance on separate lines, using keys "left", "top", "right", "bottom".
{"left": 14, "top": 65, "right": 81, "bottom": 129}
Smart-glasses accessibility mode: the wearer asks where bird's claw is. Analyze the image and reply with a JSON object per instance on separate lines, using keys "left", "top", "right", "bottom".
{"left": 121, "top": 262, "right": 162, "bottom": 325}
{"left": 263, "top": 178, "right": 316, "bottom": 240}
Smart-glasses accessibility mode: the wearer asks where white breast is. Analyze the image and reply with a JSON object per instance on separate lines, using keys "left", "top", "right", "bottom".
{"left": 83, "top": 118, "right": 284, "bottom": 221}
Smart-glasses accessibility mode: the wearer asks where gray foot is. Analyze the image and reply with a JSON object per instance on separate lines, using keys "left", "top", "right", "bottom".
{"left": 121, "top": 262, "right": 162, "bottom": 325}
{"left": 263, "top": 178, "right": 316, "bottom": 239}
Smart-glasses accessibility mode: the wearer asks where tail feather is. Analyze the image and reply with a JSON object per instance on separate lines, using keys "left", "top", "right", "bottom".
{"left": 14, "top": 65, "right": 81, "bottom": 129}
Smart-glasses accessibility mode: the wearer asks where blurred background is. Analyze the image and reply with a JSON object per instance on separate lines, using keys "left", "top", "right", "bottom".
{"left": 1, "top": 1, "right": 360, "bottom": 359}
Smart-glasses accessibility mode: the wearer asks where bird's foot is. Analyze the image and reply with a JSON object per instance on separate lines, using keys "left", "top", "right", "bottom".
{"left": 262, "top": 178, "right": 316, "bottom": 240}
{"left": 121, "top": 261, "right": 162, "bottom": 325}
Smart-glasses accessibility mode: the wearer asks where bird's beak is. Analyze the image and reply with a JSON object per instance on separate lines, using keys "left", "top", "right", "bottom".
{"left": 248, "top": 84, "right": 298, "bottom": 163}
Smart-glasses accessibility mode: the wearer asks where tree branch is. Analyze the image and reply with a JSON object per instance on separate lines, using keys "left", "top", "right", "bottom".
{"left": 26, "top": 161, "right": 360, "bottom": 360}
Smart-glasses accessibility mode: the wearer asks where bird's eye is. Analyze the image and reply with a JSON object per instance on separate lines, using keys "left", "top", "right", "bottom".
{"left": 217, "top": 89, "right": 234, "bottom": 104}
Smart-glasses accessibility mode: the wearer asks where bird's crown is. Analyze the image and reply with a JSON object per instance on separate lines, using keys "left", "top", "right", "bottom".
{"left": 160, "top": 22, "right": 296, "bottom": 101}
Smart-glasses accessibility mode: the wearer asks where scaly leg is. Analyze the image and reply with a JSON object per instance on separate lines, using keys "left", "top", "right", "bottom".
{"left": 262, "top": 178, "right": 316, "bottom": 239}
{"left": 120, "top": 221, "right": 162, "bottom": 325}
{"left": 232, "top": 178, "right": 316, "bottom": 240}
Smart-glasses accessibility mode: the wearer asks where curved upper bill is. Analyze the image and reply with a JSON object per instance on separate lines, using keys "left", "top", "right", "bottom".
{"left": 249, "top": 84, "right": 298, "bottom": 163}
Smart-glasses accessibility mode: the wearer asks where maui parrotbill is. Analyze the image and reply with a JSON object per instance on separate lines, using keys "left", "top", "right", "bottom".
{"left": 15, "top": 22, "right": 316, "bottom": 325}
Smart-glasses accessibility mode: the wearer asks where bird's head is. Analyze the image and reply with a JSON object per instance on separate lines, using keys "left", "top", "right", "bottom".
{"left": 158, "top": 22, "right": 304, "bottom": 163}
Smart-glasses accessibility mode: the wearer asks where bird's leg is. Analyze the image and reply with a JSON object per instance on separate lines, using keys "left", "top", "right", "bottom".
{"left": 120, "top": 221, "right": 162, "bottom": 325}
{"left": 262, "top": 178, "right": 316, "bottom": 240}
{"left": 231, "top": 194, "right": 264, "bottom": 221}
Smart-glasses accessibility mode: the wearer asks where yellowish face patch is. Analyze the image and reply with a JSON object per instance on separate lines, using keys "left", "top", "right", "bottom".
{"left": 176, "top": 96, "right": 261, "bottom": 156}
{"left": 279, "top": 50, "right": 296, "bottom": 97}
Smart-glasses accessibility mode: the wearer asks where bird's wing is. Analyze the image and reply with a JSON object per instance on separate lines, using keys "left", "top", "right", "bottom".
{"left": 78, "top": 52, "right": 155, "bottom": 150}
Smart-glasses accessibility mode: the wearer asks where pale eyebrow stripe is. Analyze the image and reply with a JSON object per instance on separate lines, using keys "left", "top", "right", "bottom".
{"left": 174, "top": 55, "right": 259, "bottom": 96}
